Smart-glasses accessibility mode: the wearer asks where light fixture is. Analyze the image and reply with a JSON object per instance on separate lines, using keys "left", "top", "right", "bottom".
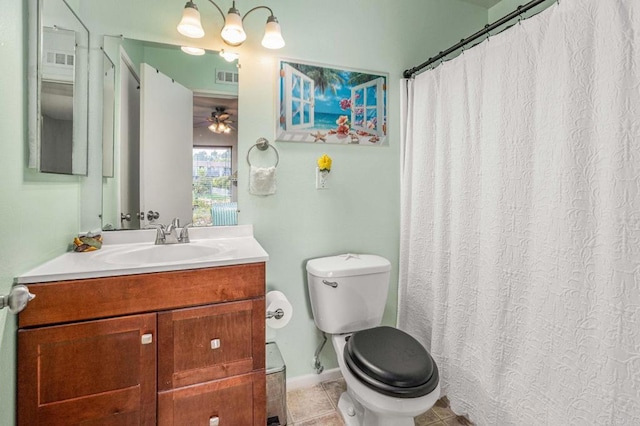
{"left": 177, "top": 0, "right": 285, "bottom": 50}
{"left": 206, "top": 108, "right": 235, "bottom": 134}
{"left": 208, "top": 122, "right": 230, "bottom": 133}
{"left": 177, "top": 1, "right": 205, "bottom": 38}
{"left": 181, "top": 46, "right": 206, "bottom": 56}
{"left": 219, "top": 49, "right": 239, "bottom": 62}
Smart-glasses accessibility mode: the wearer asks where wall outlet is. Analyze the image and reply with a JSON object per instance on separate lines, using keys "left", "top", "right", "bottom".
{"left": 316, "top": 167, "right": 329, "bottom": 190}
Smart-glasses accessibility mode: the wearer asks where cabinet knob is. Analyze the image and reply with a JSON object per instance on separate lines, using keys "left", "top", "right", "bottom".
{"left": 209, "top": 416, "right": 220, "bottom": 426}
{"left": 141, "top": 333, "right": 153, "bottom": 345}
{"left": 210, "top": 338, "right": 221, "bottom": 350}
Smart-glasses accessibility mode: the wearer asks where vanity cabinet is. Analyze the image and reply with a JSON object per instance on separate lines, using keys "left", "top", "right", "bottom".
{"left": 18, "top": 263, "right": 266, "bottom": 426}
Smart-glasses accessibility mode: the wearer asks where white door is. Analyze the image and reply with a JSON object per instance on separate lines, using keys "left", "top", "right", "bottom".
{"left": 140, "top": 63, "right": 193, "bottom": 226}
{"left": 119, "top": 58, "right": 140, "bottom": 230}
{"left": 283, "top": 64, "right": 314, "bottom": 130}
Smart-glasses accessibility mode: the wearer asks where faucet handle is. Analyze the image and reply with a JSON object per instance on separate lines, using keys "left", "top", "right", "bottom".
{"left": 146, "top": 223, "right": 166, "bottom": 244}
{"left": 179, "top": 223, "right": 193, "bottom": 243}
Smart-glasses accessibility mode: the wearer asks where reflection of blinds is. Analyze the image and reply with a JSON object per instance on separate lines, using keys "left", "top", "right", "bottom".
{"left": 212, "top": 202, "right": 238, "bottom": 226}
{"left": 216, "top": 69, "right": 239, "bottom": 85}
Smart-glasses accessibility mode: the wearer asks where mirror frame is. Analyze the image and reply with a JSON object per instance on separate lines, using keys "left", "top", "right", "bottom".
{"left": 27, "top": 0, "right": 90, "bottom": 176}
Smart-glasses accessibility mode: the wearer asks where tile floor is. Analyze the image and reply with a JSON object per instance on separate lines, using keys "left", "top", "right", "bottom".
{"left": 285, "top": 377, "right": 474, "bottom": 426}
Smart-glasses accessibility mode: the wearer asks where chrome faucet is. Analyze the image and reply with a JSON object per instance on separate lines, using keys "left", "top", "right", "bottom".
{"left": 179, "top": 223, "right": 193, "bottom": 243}
{"left": 151, "top": 218, "right": 192, "bottom": 245}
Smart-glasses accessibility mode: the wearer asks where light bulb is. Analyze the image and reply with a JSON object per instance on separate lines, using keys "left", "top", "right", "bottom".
{"left": 220, "top": 8, "right": 246, "bottom": 46}
{"left": 177, "top": 1, "right": 205, "bottom": 39}
{"left": 219, "top": 49, "right": 239, "bottom": 62}
{"left": 181, "top": 46, "right": 206, "bottom": 56}
{"left": 261, "top": 16, "right": 285, "bottom": 49}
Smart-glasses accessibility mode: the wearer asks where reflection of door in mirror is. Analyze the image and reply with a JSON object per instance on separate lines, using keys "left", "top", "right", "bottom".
{"left": 102, "top": 52, "right": 115, "bottom": 178}
{"left": 140, "top": 63, "right": 194, "bottom": 228}
{"left": 118, "top": 57, "right": 141, "bottom": 230}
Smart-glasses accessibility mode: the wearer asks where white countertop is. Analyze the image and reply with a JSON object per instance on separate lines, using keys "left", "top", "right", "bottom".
{"left": 16, "top": 225, "right": 269, "bottom": 284}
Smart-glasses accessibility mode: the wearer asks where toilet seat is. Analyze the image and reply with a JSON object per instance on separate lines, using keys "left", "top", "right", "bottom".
{"left": 344, "top": 326, "right": 439, "bottom": 398}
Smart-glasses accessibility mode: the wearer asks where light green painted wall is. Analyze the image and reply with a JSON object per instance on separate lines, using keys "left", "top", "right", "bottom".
{"left": 489, "top": 0, "right": 557, "bottom": 22}
{"left": 0, "top": 2, "right": 83, "bottom": 425}
{"left": 0, "top": 0, "right": 486, "bottom": 424}
{"left": 233, "top": 0, "right": 487, "bottom": 377}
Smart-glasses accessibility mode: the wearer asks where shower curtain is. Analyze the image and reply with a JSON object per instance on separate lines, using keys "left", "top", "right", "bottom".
{"left": 398, "top": 1, "right": 640, "bottom": 425}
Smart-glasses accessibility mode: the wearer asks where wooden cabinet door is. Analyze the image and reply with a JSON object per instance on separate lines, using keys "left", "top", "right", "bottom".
{"left": 158, "top": 371, "right": 266, "bottom": 426}
{"left": 18, "top": 314, "right": 156, "bottom": 426}
{"left": 158, "top": 299, "right": 265, "bottom": 390}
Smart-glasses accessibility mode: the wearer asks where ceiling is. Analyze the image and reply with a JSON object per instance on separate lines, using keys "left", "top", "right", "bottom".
{"left": 458, "top": 0, "right": 502, "bottom": 8}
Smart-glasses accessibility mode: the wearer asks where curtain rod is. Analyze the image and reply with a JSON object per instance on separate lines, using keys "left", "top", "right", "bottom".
{"left": 403, "top": 0, "right": 551, "bottom": 79}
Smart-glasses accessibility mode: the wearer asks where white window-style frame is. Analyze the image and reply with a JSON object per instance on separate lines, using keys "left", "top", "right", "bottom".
{"left": 350, "top": 77, "right": 385, "bottom": 137}
{"left": 283, "top": 63, "right": 314, "bottom": 130}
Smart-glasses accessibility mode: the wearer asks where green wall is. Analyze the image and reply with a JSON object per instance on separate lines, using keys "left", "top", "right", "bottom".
{"left": 489, "top": 0, "right": 557, "bottom": 22}
{"left": 0, "top": 2, "right": 83, "bottom": 425}
{"left": 0, "top": 0, "right": 487, "bottom": 424}
{"left": 234, "top": 0, "right": 487, "bottom": 377}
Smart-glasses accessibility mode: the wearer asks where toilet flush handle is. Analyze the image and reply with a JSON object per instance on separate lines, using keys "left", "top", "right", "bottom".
{"left": 322, "top": 280, "right": 338, "bottom": 288}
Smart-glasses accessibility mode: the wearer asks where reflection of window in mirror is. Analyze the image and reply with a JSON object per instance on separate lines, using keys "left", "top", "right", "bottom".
{"left": 193, "top": 147, "right": 236, "bottom": 226}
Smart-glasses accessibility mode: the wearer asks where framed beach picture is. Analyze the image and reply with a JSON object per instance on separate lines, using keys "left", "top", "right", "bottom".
{"left": 276, "top": 60, "right": 388, "bottom": 146}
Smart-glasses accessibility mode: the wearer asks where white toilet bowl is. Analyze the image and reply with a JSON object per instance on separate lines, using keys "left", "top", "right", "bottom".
{"left": 306, "top": 254, "right": 440, "bottom": 426}
{"left": 332, "top": 334, "right": 440, "bottom": 426}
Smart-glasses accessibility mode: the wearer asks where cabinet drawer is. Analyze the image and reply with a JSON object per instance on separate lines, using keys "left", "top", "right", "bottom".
{"left": 158, "top": 299, "right": 265, "bottom": 390}
{"left": 19, "top": 263, "right": 265, "bottom": 328}
{"left": 17, "top": 314, "right": 156, "bottom": 426}
{"left": 158, "top": 371, "right": 266, "bottom": 426}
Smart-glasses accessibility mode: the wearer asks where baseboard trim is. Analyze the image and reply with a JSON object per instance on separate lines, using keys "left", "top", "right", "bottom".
{"left": 285, "top": 368, "right": 342, "bottom": 391}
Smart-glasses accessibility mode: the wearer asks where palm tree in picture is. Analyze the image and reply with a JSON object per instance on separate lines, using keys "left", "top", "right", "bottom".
{"left": 290, "top": 64, "right": 345, "bottom": 95}
{"left": 347, "top": 72, "right": 379, "bottom": 86}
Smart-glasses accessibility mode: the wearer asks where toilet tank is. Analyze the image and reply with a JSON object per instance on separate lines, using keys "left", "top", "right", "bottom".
{"left": 306, "top": 254, "right": 391, "bottom": 334}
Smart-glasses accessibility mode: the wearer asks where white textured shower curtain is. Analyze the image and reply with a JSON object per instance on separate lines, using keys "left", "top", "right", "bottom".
{"left": 398, "top": 1, "right": 640, "bottom": 425}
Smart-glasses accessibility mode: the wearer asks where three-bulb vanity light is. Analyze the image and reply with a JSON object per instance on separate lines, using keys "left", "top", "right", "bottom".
{"left": 178, "top": 0, "right": 285, "bottom": 58}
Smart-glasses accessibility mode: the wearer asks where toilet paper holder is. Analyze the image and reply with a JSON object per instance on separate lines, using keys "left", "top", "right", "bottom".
{"left": 266, "top": 308, "right": 284, "bottom": 320}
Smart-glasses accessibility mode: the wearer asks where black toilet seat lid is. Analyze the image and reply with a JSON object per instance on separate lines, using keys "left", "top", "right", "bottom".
{"left": 344, "top": 326, "right": 439, "bottom": 398}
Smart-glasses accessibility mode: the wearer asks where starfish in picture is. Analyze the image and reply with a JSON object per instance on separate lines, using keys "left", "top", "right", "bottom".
{"left": 311, "top": 131, "right": 327, "bottom": 142}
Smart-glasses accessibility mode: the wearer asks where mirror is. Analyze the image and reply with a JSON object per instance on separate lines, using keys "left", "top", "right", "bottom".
{"left": 102, "top": 51, "right": 115, "bottom": 178}
{"left": 100, "top": 38, "right": 239, "bottom": 231}
{"left": 28, "top": 0, "right": 89, "bottom": 175}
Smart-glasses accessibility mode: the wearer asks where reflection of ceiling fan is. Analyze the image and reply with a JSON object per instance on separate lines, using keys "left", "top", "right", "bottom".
{"left": 195, "top": 107, "right": 236, "bottom": 134}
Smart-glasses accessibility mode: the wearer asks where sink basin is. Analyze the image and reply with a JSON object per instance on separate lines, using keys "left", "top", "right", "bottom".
{"left": 103, "top": 242, "right": 227, "bottom": 266}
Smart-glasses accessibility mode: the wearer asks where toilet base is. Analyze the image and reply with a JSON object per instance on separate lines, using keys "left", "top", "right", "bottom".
{"left": 337, "top": 391, "right": 415, "bottom": 426}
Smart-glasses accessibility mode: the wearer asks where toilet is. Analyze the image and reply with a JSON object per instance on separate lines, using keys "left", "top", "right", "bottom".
{"left": 306, "top": 254, "right": 440, "bottom": 426}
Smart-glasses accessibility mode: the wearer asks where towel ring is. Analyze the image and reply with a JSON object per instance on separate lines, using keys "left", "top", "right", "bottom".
{"left": 247, "top": 137, "right": 280, "bottom": 168}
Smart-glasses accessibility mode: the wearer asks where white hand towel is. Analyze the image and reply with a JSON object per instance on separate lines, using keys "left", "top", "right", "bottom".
{"left": 249, "top": 166, "right": 276, "bottom": 195}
